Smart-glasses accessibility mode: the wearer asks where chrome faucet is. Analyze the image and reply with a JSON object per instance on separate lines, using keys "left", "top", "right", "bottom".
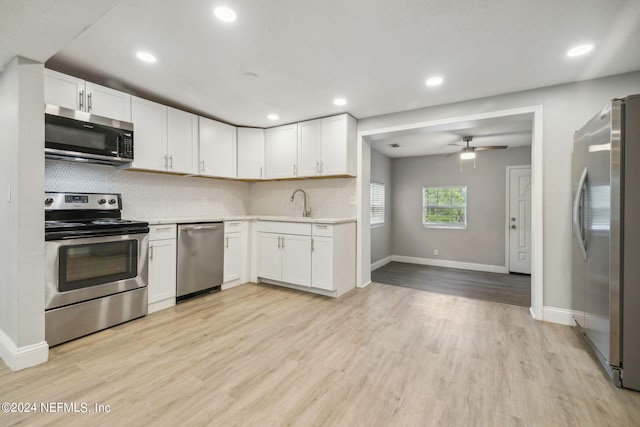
{"left": 290, "top": 189, "right": 312, "bottom": 217}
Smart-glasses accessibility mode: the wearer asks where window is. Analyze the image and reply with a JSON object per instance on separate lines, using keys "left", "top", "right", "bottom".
{"left": 370, "top": 182, "right": 385, "bottom": 226}
{"left": 422, "top": 186, "right": 467, "bottom": 228}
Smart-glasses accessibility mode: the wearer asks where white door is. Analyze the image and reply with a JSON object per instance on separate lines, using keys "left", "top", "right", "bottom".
{"left": 84, "top": 82, "right": 131, "bottom": 121}
{"left": 297, "top": 119, "right": 321, "bottom": 177}
{"left": 223, "top": 232, "right": 241, "bottom": 283}
{"left": 281, "top": 234, "right": 312, "bottom": 286}
{"left": 148, "top": 239, "right": 177, "bottom": 305}
{"left": 44, "top": 69, "right": 84, "bottom": 111}
{"left": 237, "top": 127, "right": 264, "bottom": 179}
{"left": 167, "top": 107, "right": 198, "bottom": 174}
{"left": 311, "top": 236, "right": 334, "bottom": 290}
{"left": 320, "top": 114, "right": 348, "bottom": 175}
{"left": 509, "top": 167, "right": 532, "bottom": 274}
{"left": 257, "top": 233, "right": 282, "bottom": 281}
{"left": 199, "top": 117, "right": 237, "bottom": 178}
{"left": 131, "top": 96, "right": 168, "bottom": 171}
{"left": 265, "top": 124, "right": 298, "bottom": 179}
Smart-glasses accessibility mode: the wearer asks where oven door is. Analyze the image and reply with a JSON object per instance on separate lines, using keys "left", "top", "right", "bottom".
{"left": 45, "top": 233, "right": 148, "bottom": 310}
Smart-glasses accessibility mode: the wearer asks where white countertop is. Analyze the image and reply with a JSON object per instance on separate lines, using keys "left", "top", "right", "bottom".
{"left": 141, "top": 215, "right": 356, "bottom": 225}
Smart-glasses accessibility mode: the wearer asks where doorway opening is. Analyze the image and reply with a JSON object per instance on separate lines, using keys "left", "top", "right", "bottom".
{"left": 357, "top": 105, "right": 543, "bottom": 318}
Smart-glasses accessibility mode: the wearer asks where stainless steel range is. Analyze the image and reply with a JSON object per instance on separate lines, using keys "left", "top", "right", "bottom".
{"left": 44, "top": 192, "right": 149, "bottom": 346}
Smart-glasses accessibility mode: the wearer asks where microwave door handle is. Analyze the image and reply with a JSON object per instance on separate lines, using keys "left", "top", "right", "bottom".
{"left": 115, "top": 135, "right": 121, "bottom": 156}
{"left": 573, "top": 166, "right": 588, "bottom": 261}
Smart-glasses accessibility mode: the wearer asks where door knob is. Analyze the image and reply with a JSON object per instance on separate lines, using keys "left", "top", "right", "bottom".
{"left": 511, "top": 218, "right": 516, "bottom": 221}
{"left": 511, "top": 225, "right": 516, "bottom": 229}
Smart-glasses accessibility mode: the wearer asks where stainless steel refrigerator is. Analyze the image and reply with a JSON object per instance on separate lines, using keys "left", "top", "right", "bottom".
{"left": 572, "top": 95, "right": 640, "bottom": 391}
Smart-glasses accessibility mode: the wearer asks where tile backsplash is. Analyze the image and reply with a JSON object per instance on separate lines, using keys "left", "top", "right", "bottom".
{"left": 45, "top": 160, "right": 357, "bottom": 220}
{"left": 45, "top": 160, "right": 251, "bottom": 220}
{"left": 250, "top": 178, "right": 357, "bottom": 218}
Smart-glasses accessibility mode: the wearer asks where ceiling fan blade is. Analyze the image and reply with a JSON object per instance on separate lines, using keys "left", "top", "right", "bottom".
{"left": 445, "top": 151, "right": 460, "bottom": 157}
{"left": 473, "top": 145, "right": 508, "bottom": 151}
{"left": 447, "top": 143, "right": 463, "bottom": 146}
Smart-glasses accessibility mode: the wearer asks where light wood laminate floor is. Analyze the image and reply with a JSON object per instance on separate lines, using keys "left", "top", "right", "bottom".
{"left": 2, "top": 283, "right": 640, "bottom": 426}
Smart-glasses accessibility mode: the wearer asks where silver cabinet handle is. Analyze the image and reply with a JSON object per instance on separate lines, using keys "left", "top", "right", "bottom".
{"left": 316, "top": 161, "right": 320, "bottom": 174}
{"left": 260, "top": 166, "right": 263, "bottom": 178}
{"left": 164, "top": 154, "right": 168, "bottom": 169}
{"left": 281, "top": 236, "right": 285, "bottom": 249}
{"left": 277, "top": 236, "right": 281, "bottom": 249}
{"left": 149, "top": 244, "right": 154, "bottom": 260}
{"left": 311, "top": 238, "right": 314, "bottom": 252}
{"left": 200, "top": 160, "right": 205, "bottom": 173}
{"left": 315, "top": 225, "right": 328, "bottom": 229}
{"left": 293, "top": 164, "right": 297, "bottom": 175}
{"left": 87, "top": 92, "right": 92, "bottom": 111}
{"left": 169, "top": 154, "right": 173, "bottom": 169}
{"left": 154, "top": 226, "right": 173, "bottom": 231}
{"left": 79, "top": 90, "right": 84, "bottom": 110}
{"left": 225, "top": 236, "right": 229, "bottom": 248}
{"left": 320, "top": 160, "right": 324, "bottom": 174}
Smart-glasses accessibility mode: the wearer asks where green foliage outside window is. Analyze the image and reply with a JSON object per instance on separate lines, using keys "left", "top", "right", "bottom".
{"left": 422, "top": 186, "right": 467, "bottom": 228}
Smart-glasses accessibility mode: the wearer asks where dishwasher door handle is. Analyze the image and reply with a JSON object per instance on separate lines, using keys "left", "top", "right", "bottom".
{"left": 181, "top": 225, "right": 222, "bottom": 231}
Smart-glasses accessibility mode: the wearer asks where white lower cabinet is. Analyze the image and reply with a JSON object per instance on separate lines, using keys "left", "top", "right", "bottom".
{"left": 223, "top": 220, "right": 250, "bottom": 288}
{"left": 256, "top": 221, "right": 355, "bottom": 296}
{"left": 148, "top": 224, "right": 177, "bottom": 313}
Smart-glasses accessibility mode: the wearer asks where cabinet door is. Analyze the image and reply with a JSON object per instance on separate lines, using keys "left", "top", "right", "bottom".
{"left": 44, "top": 69, "right": 83, "bottom": 111}
{"left": 223, "top": 232, "right": 241, "bottom": 283}
{"left": 297, "top": 119, "right": 321, "bottom": 177}
{"left": 282, "top": 234, "right": 312, "bottom": 286}
{"left": 199, "top": 117, "right": 237, "bottom": 178}
{"left": 257, "top": 233, "right": 282, "bottom": 281}
{"left": 130, "top": 96, "right": 168, "bottom": 171}
{"left": 311, "top": 236, "right": 334, "bottom": 290}
{"left": 148, "top": 239, "right": 177, "bottom": 304}
{"left": 85, "top": 81, "right": 132, "bottom": 122}
{"left": 320, "top": 114, "right": 349, "bottom": 176}
{"left": 167, "top": 107, "right": 198, "bottom": 174}
{"left": 237, "top": 127, "right": 264, "bottom": 179}
{"left": 265, "top": 124, "right": 298, "bottom": 179}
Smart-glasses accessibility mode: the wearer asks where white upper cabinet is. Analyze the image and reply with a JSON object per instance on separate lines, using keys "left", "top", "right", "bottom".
{"left": 167, "top": 107, "right": 198, "bottom": 174}
{"left": 297, "top": 119, "right": 322, "bottom": 177}
{"left": 297, "top": 114, "right": 357, "bottom": 178}
{"left": 44, "top": 69, "right": 131, "bottom": 122}
{"left": 199, "top": 117, "right": 237, "bottom": 178}
{"left": 237, "top": 127, "right": 265, "bottom": 180}
{"left": 130, "top": 96, "right": 168, "bottom": 171}
{"left": 265, "top": 124, "right": 298, "bottom": 179}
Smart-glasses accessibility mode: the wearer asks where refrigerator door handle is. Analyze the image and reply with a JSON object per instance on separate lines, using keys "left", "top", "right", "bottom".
{"left": 573, "top": 166, "right": 588, "bottom": 261}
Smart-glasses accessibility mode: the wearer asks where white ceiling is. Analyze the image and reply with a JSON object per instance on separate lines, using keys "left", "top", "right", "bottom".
{"left": 368, "top": 114, "right": 533, "bottom": 158}
{"left": 2, "top": 0, "right": 640, "bottom": 128}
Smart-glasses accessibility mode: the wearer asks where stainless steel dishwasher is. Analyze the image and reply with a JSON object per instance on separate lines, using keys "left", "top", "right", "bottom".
{"left": 177, "top": 222, "right": 224, "bottom": 300}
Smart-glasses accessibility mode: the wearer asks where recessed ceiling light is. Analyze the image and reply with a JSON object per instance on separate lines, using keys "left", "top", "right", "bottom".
{"left": 267, "top": 114, "right": 279, "bottom": 120}
{"left": 214, "top": 6, "right": 237, "bottom": 22}
{"left": 390, "top": 143, "right": 400, "bottom": 148}
{"left": 136, "top": 51, "right": 157, "bottom": 63}
{"left": 426, "top": 76, "right": 443, "bottom": 87}
{"left": 567, "top": 44, "right": 594, "bottom": 57}
{"left": 333, "top": 98, "right": 347, "bottom": 106}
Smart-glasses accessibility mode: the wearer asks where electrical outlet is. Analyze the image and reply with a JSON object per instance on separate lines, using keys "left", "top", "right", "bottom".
{"left": 434, "top": 249, "right": 439, "bottom": 256}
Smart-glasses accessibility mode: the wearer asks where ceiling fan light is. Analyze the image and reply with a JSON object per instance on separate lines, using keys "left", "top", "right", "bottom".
{"left": 461, "top": 152, "right": 476, "bottom": 160}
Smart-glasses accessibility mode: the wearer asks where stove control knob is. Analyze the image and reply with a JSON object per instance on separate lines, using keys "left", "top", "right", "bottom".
{"left": 44, "top": 198, "right": 54, "bottom": 205}
{"left": 109, "top": 199, "right": 117, "bottom": 205}
{"left": 98, "top": 199, "right": 107, "bottom": 205}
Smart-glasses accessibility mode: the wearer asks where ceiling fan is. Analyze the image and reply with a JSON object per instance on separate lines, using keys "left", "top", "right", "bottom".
{"left": 447, "top": 136, "right": 508, "bottom": 159}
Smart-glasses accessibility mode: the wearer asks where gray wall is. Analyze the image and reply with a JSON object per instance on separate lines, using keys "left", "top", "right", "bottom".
{"left": 0, "top": 57, "right": 46, "bottom": 368}
{"left": 391, "top": 147, "right": 531, "bottom": 266}
{"left": 370, "top": 148, "right": 392, "bottom": 264}
{"left": 358, "top": 70, "right": 640, "bottom": 311}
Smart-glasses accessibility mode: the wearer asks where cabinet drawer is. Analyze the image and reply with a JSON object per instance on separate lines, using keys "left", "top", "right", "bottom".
{"left": 312, "top": 224, "right": 333, "bottom": 237}
{"left": 224, "top": 220, "right": 245, "bottom": 233}
{"left": 257, "top": 221, "right": 311, "bottom": 235}
{"left": 149, "top": 224, "right": 177, "bottom": 240}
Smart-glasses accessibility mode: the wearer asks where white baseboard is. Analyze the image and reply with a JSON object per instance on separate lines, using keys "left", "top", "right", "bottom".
{"left": 391, "top": 255, "right": 509, "bottom": 274}
{"left": 0, "top": 329, "right": 48, "bottom": 371}
{"left": 371, "top": 256, "right": 392, "bottom": 271}
{"left": 148, "top": 298, "right": 176, "bottom": 314}
{"left": 221, "top": 279, "right": 246, "bottom": 291}
{"left": 543, "top": 306, "right": 577, "bottom": 326}
{"left": 357, "top": 281, "right": 372, "bottom": 288}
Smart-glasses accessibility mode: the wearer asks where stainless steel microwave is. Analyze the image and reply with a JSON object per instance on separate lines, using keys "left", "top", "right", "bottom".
{"left": 45, "top": 104, "right": 134, "bottom": 166}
